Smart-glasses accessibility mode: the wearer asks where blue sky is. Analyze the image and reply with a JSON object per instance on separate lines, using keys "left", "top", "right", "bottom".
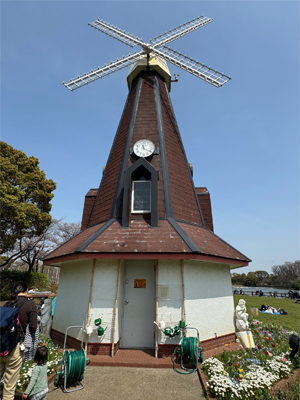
{"left": 1, "top": 1, "right": 299, "bottom": 274}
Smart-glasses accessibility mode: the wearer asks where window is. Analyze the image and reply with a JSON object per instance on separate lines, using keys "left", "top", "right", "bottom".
{"left": 131, "top": 181, "right": 151, "bottom": 213}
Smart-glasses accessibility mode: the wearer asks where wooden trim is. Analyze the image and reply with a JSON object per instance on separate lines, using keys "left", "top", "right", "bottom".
{"left": 180, "top": 259, "right": 186, "bottom": 337}
{"left": 155, "top": 260, "right": 158, "bottom": 358}
{"left": 85, "top": 259, "right": 96, "bottom": 353}
{"left": 111, "top": 260, "right": 120, "bottom": 357}
{"left": 44, "top": 252, "right": 249, "bottom": 266}
{"left": 153, "top": 74, "right": 173, "bottom": 219}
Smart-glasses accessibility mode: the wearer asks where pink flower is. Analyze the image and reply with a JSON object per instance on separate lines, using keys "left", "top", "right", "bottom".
{"left": 282, "top": 357, "right": 287, "bottom": 362}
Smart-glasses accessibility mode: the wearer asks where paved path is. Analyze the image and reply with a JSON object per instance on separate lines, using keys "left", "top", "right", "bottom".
{"left": 47, "top": 366, "right": 206, "bottom": 400}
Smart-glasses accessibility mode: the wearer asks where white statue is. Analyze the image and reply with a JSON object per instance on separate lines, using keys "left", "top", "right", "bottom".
{"left": 40, "top": 298, "right": 52, "bottom": 336}
{"left": 235, "top": 299, "right": 249, "bottom": 331}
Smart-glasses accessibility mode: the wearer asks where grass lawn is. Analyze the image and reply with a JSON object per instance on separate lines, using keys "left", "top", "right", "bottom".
{"left": 233, "top": 294, "right": 300, "bottom": 333}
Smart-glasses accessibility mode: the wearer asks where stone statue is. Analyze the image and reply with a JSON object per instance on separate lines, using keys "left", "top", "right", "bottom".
{"left": 235, "top": 299, "right": 249, "bottom": 331}
{"left": 40, "top": 298, "right": 52, "bottom": 336}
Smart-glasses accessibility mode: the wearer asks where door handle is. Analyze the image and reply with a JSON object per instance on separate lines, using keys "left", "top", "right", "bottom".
{"left": 125, "top": 300, "right": 129, "bottom": 304}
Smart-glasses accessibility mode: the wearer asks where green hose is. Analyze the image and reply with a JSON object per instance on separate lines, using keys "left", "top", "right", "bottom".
{"left": 64, "top": 348, "right": 86, "bottom": 384}
{"left": 172, "top": 337, "right": 200, "bottom": 375}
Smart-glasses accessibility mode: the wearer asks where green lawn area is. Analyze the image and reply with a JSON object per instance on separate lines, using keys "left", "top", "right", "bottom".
{"left": 233, "top": 294, "right": 300, "bottom": 333}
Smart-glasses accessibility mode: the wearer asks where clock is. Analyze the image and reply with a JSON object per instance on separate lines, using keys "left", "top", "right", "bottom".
{"left": 133, "top": 139, "right": 155, "bottom": 158}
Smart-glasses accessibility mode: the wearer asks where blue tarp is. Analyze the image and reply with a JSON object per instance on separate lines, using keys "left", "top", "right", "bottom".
{"left": 52, "top": 296, "right": 56, "bottom": 316}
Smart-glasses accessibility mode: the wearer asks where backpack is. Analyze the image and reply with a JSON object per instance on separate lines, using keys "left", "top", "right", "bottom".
{"left": 279, "top": 308, "right": 288, "bottom": 315}
{"left": 0, "top": 299, "right": 27, "bottom": 356}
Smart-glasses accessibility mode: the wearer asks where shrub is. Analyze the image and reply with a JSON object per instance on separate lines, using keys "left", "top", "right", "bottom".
{"left": 292, "top": 279, "right": 300, "bottom": 290}
{"left": 0, "top": 271, "right": 48, "bottom": 300}
{"left": 48, "top": 281, "right": 58, "bottom": 294}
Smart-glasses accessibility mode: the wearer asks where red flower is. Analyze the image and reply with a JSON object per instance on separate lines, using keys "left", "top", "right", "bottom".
{"left": 271, "top": 344, "right": 275, "bottom": 348}
{"left": 237, "top": 378, "right": 241, "bottom": 382}
{"left": 257, "top": 345, "right": 262, "bottom": 349}
{"left": 264, "top": 351, "right": 268, "bottom": 355}
{"left": 229, "top": 362, "right": 232, "bottom": 367}
{"left": 235, "top": 362, "right": 239, "bottom": 367}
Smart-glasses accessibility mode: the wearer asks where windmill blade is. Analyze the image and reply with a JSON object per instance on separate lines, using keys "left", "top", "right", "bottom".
{"left": 88, "top": 19, "right": 146, "bottom": 49}
{"left": 150, "top": 16, "right": 213, "bottom": 48}
{"left": 63, "top": 50, "right": 145, "bottom": 91}
{"left": 153, "top": 46, "right": 231, "bottom": 88}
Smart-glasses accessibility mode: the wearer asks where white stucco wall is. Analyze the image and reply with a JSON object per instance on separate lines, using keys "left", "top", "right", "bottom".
{"left": 184, "top": 260, "right": 235, "bottom": 341}
{"left": 116, "top": 260, "right": 125, "bottom": 343}
{"left": 53, "top": 257, "right": 235, "bottom": 345}
{"left": 156, "top": 259, "right": 235, "bottom": 344}
{"left": 52, "top": 259, "right": 92, "bottom": 340}
{"left": 157, "top": 260, "right": 183, "bottom": 344}
{"left": 88, "top": 259, "right": 119, "bottom": 344}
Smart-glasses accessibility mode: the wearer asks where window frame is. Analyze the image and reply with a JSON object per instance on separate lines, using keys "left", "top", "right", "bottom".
{"left": 131, "top": 180, "right": 151, "bottom": 214}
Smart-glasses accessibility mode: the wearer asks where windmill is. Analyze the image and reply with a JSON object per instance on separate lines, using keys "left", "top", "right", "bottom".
{"left": 63, "top": 15, "right": 231, "bottom": 91}
{"left": 46, "top": 16, "right": 250, "bottom": 359}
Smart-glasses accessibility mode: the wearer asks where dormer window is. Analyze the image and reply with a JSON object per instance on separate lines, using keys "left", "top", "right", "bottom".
{"left": 132, "top": 180, "right": 151, "bottom": 213}
{"left": 122, "top": 158, "right": 158, "bottom": 227}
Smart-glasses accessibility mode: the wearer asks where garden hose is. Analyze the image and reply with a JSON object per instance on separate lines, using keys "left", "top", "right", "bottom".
{"left": 173, "top": 337, "right": 203, "bottom": 375}
{"left": 64, "top": 348, "right": 86, "bottom": 384}
{"left": 182, "top": 337, "right": 198, "bottom": 366}
{"left": 54, "top": 348, "right": 89, "bottom": 387}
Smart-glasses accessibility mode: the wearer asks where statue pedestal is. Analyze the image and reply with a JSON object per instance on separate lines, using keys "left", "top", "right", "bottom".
{"left": 236, "top": 330, "right": 255, "bottom": 349}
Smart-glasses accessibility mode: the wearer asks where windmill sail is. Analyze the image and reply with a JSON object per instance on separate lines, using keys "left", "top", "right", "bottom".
{"left": 63, "top": 16, "right": 231, "bottom": 91}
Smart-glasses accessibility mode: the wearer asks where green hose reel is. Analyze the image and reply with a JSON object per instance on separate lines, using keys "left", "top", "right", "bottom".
{"left": 173, "top": 327, "right": 204, "bottom": 374}
{"left": 54, "top": 326, "right": 90, "bottom": 393}
{"left": 54, "top": 348, "right": 88, "bottom": 389}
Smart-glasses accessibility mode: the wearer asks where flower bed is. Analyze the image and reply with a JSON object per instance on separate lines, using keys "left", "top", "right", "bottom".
{"left": 17, "top": 335, "right": 62, "bottom": 391}
{"left": 0, "top": 335, "right": 62, "bottom": 394}
{"left": 202, "top": 319, "right": 299, "bottom": 399}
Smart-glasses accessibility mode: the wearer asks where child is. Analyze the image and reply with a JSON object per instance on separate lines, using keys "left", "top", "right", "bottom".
{"left": 22, "top": 346, "right": 48, "bottom": 400}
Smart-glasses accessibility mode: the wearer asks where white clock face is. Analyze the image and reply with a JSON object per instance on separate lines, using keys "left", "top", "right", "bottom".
{"left": 133, "top": 140, "right": 155, "bottom": 158}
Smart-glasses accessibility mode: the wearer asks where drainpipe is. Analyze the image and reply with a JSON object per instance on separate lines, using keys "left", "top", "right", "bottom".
{"left": 111, "top": 260, "right": 121, "bottom": 357}
{"left": 155, "top": 260, "right": 159, "bottom": 358}
{"left": 181, "top": 259, "right": 187, "bottom": 337}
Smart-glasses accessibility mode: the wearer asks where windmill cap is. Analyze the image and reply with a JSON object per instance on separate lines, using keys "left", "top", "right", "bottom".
{"left": 127, "top": 54, "right": 171, "bottom": 92}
